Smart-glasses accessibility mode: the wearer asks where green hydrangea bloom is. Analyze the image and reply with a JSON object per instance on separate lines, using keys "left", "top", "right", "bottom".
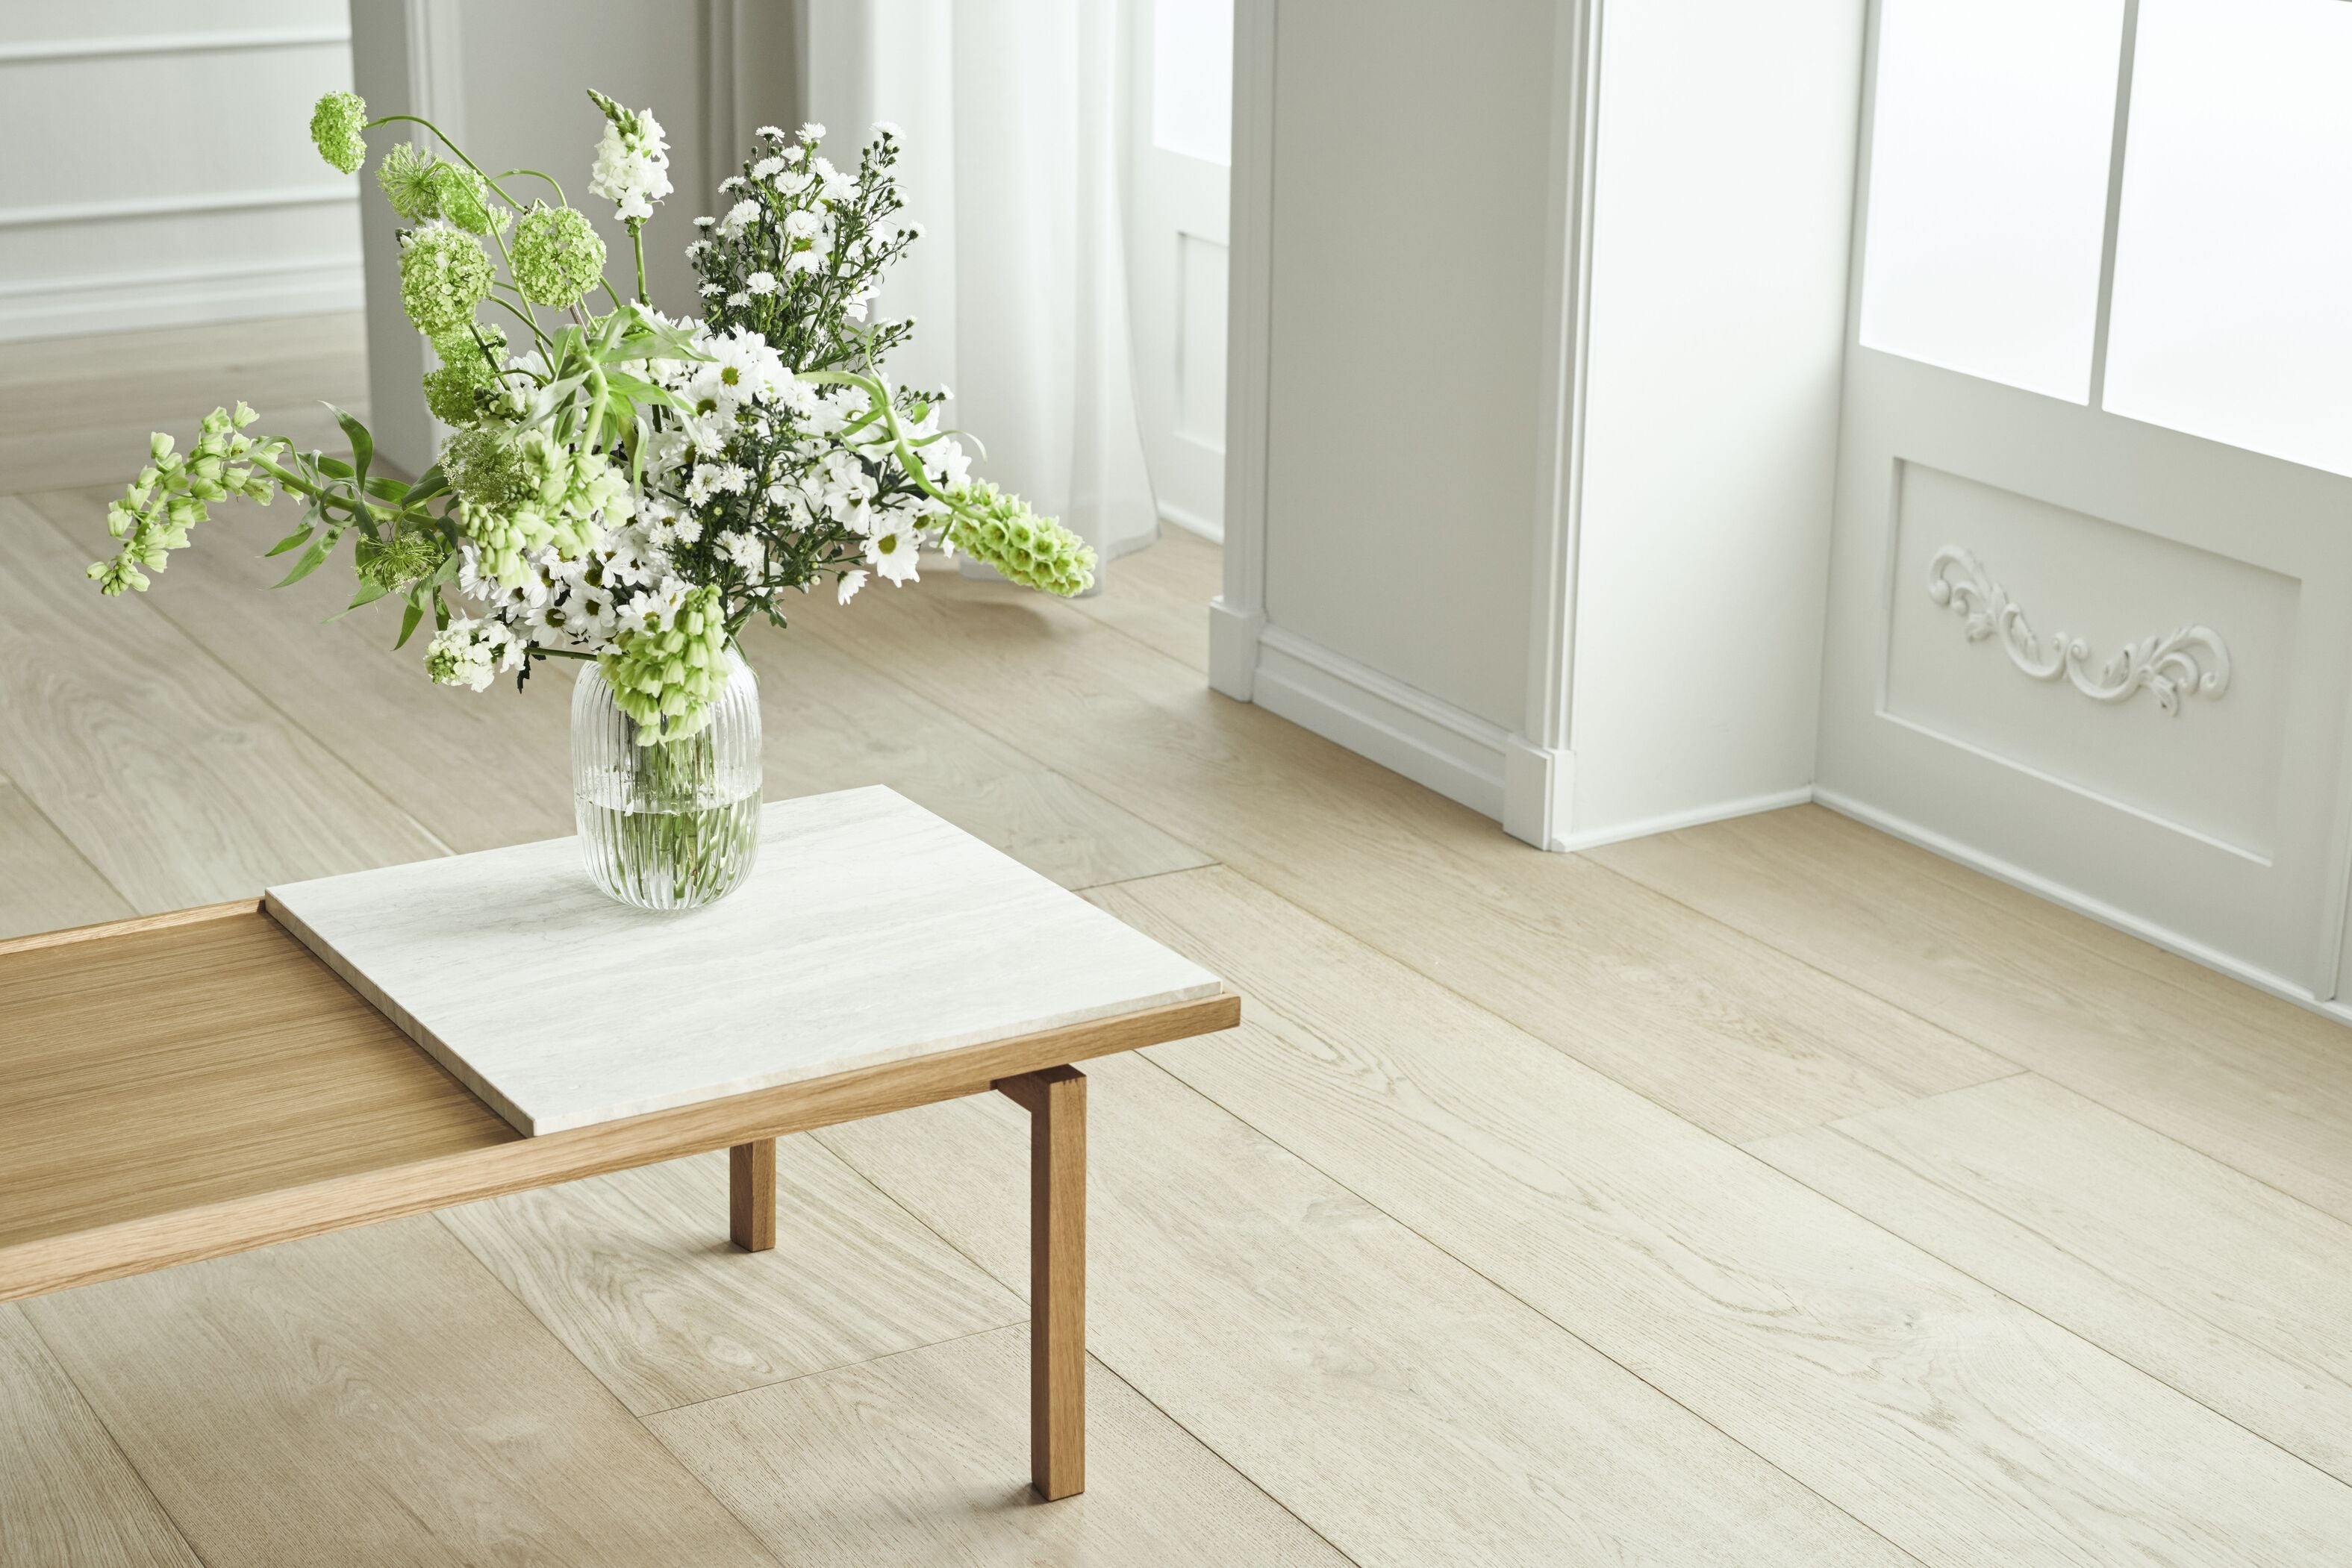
{"left": 599, "top": 584, "right": 731, "bottom": 744}
{"left": 310, "top": 90, "right": 368, "bottom": 175}
{"left": 422, "top": 327, "right": 509, "bottom": 425}
{"left": 376, "top": 142, "right": 439, "bottom": 220}
{"left": 509, "top": 204, "right": 607, "bottom": 308}
{"left": 426, "top": 161, "right": 508, "bottom": 237}
{"left": 943, "top": 481, "right": 1096, "bottom": 596}
{"left": 398, "top": 223, "right": 493, "bottom": 340}
{"left": 453, "top": 429, "right": 627, "bottom": 589}
{"left": 88, "top": 404, "right": 281, "bottom": 595}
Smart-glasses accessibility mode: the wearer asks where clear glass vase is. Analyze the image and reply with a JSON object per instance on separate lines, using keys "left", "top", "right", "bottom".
{"left": 571, "top": 646, "right": 763, "bottom": 910}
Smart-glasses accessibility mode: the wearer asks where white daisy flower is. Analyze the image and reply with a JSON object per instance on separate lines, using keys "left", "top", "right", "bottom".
{"left": 836, "top": 568, "right": 868, "bottom": 605}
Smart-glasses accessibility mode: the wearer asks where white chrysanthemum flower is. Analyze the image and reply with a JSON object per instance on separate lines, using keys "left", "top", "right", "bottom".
{"left": 867, "top": 519, "right": 921, "bottom": 584}
{"left": 720, "top": 198, "right": 760, "bottom": 235}
{"left": 873, "top": 120, "right": 902, "bottom": 138}
{"left": 752, "top": 157, "right": 784, "bottom": 180}
{"left": 719, "top": 528, "right": 764, "bottom": 575}
{"left": 836, "top": 567, "right": 868, "bottom": 605}
{"left": 726, "top": 291, "right": 749, "bottom": 307}
{"left": 799, "top": 121, "right": 826, "bottom": 141}
{"left": 746, "top": 270, "right": 777, "bottom": 295}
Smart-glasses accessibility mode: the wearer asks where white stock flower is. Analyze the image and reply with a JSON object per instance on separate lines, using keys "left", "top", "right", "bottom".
{"left": 590, "top": 107, "right": 673, "bottom": 222}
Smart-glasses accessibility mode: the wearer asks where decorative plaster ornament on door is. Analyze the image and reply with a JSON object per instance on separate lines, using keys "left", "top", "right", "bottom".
{"left": 1926, "top": 546, "right": 2231, "bottom": 714}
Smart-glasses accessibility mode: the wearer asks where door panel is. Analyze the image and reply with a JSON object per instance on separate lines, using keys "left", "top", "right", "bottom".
{"left": 1822, "top": 0, "right": 2352, "bottom": 995}
{"left": 1127, "top": 0, "right": 1231, "bottom": 538}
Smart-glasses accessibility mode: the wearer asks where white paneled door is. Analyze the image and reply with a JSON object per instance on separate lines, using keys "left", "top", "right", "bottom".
{"left": 1126, "top": 0, "right": 1232, "bottom": 540}
{"left": 1819, "top": 0, "right": 2352, "bottom": 1003}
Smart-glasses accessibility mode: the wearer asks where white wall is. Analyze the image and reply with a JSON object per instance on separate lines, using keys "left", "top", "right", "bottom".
{"left": 0, "top": 0, "right": 363, "bottom": 343}
{"left": 1562, "top": 0, "right": 1865, "bottom": 843}
{"left": 1216, "top": 0, "right": 1868, "bottom": 846}
{"left": 1258, "top": 0, "right": 1554, "bottom": 735}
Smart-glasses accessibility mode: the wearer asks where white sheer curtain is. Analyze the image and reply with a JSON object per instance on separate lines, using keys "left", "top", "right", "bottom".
{"left": 802, "top": 0, "right": 1161, "bottom": 569}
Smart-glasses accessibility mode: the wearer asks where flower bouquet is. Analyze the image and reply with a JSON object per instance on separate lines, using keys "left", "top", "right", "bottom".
{"left": 87, "top": 88, "right": 1096, "bottom": 909}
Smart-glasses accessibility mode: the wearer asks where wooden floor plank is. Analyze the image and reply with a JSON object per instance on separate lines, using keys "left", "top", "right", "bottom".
{"left": 25, "top": 1216, "right": 784, "bottom": 1568}
{"left": 437, "top": 1142, "right": 1024, "bottom": 1415}
{"left": 0, "top": 1305, "right": 201, "bottom": 1568}
{"left": 649, "top": 1326, "right": 1353, "bottom": 1568}
{"left": 0, "top": 496, "right": 443, "bottom": 910}
{"left": 820, "top": 1059, "right": 1915, "bottom": 1567}
{"left": 1749, "top": 1072, "right": 2352, "bottom": 1485}
{"left": 1062, "top": 526, "right": 1220, "bottom": 668}
{"left": 790, "top": 566, "right": 2012, "bottom": 1141}
{"left": 1089, "top": 865, "right": 2352, "bottom": 1567}
{"left": 1590, "top": 804, "right": 2352, "bottom": 1222}
{"left": 0, "top": 315, "right": 370, "bottom": 495}
{"left": 0, "top": 777, "right": 129, "bottom": 940}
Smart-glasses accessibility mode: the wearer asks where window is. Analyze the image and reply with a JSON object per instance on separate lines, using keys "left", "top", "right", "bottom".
{"left": 1858, "top": 0, "right": 2126, "bottom": 402}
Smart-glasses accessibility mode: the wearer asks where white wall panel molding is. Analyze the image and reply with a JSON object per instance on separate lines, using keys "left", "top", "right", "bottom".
{"left": 0, "top": 187, "right": 355, "bottom": 231}
{"left": 0, "top": 27, "right": 349, "bottom": 66}
{"left": 0, "top": 256, "right": 362, "bottom": 343}
{"left": 0, "top": 2, "right": 361, "bottom": 345}
{"left": 1926, "top": 544, "right": 2232, "bottom": 714}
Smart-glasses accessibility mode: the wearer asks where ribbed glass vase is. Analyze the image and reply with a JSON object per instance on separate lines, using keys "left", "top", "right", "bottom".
{"left": 571, "top": 646, "right": 763, "bottom": 910}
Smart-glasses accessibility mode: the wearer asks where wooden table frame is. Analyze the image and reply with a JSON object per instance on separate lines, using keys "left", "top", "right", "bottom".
{"left": 0, "top": 901, "right": 1238, "bottom": 1503}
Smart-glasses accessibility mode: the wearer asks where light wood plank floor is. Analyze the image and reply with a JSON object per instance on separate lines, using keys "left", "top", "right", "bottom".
{"left": 4, "top": 314, "right": 2349, "bottom": 1565}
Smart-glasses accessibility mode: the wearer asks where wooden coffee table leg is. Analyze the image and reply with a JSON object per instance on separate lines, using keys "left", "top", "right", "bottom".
{"left": 729, "top": 1139, "right": 776, "bottom": 1252}
{"left": 998, "top": 1065, "right": 1086, "bottom": 1500}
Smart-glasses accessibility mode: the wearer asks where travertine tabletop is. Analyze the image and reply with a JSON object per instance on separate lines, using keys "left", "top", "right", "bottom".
{"left": 267, "top": 786, "right": 1221, "bottom": 1134}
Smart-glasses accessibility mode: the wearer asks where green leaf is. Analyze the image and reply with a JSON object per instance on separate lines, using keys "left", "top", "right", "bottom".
{"left": 274, "top": 525, "right": 341, "bottom": 587}
{"left": 316, "top": 455, "right": 354, "bottom": 480}
{"left": 405, "top": 466, "right": 450, "bottom": 506}
{"left": 344, "top": 575, "right": 390, "bottom": 612}
{"left": 362, "top": 474, "right": 409, "bottom": 501}
{"left": 329, "top": 404, "right": 374, "bottom": 482}
{"left": 263, "top": 523, "right": 315, "bottom": 558}
{"left": 395, "top": 593, "right": 425, "bottom": 649}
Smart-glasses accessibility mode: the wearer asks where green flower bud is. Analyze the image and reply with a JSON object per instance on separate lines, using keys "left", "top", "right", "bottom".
{"left": 943, "top": 481, "right": 1096, "bottom": 596}
{"left": 310, "top": 90, "right": 369, "bottom": 175}
{"left": 354, "top": 528, "right": 452, "bottom": 593}
{"left": 599, "top": 585, "right": 731, "bottom": 744}
{"left": 508, "top": 204, "right": 607, "bottom": 308}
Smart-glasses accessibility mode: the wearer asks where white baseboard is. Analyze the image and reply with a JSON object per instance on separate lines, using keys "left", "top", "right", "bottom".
{"left": 0, "top": 257, "right": 364, "bottom": 344}
{"left": 1233, "top": 620, "right": 1818, "bottom": 855}
{"left": 1559, "top": 785, "right": 1818, "bottom": 853}
{"left": 1251, "top": 625, "right": 1512, "bottom": 819}
{"left": 1207, "top": 598, "right": 1262, "bottom": 702}
{"left": 1812, "top": 784, "right": 2352, "bottom": 1028}
{"left": 1158, "top": 501, "right": 1223, "bottom": 544}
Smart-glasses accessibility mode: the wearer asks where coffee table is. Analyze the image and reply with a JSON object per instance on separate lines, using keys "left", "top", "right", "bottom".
{"left": 0, "top": 787, "right": 1238, "bottom": 1502}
